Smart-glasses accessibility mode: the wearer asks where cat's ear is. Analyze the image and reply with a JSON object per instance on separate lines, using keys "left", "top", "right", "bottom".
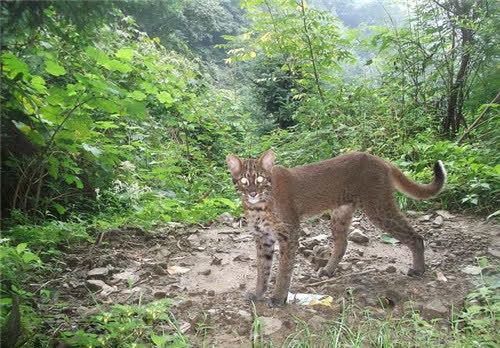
{"left": 226, "top": 154, "right": 242, "bottom": 176}
{"left": 258, "top": 150, "right": 275, "bottom": 171}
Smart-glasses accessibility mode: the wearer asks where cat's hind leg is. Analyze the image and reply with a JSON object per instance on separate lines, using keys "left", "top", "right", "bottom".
{"left": 363, "top": 199, "right": 425, "bottom": 276}
{"left": 318, "top": 204, "right": 354, "bottom": 277}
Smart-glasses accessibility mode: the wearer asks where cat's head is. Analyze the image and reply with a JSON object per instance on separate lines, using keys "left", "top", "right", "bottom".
{"left": 226, "top": 151, "right": 275, "bottom": 205}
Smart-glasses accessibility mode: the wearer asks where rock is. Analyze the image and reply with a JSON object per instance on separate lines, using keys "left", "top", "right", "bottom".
{"left": 167, "top": 266, "right": 191, "bottom": 275}
{"left": 303, "top": 227, "right": 312, "bottom": 236}
{"left": 207, "top": 290, "right": 215, "bottom": 297}
{"left": 406, "top": 210, "right": 419, "bottom": 217}
{"left": 211, "top": 256, "right": 223, "bottom": 265}
{"left": 260, "top": 316, "right": 282, "bottom": 336}
{"left": 338, "top": 262, "right": 352, "bottom": 271}
{"left": 436, "top": 271, "right": 448, "bottom": 282}
{"left": 432, "top": 216, "right": 444, "bottom": 228}
{"left": 487, "top": 245, "right": 500, "bottom": 258}
{"left": 199, "top": 269, "right": 211, "bottom": 276}
{"left": 218, "top": 212, "right": 234, "bottom": 225}
{"left": 237, "top": 310, "right": 252, "bottom": 322}
{"left": 422, "top": 299, "right": 448, "bottom": 319}
{"left": 302, "top": 234, "right": 329, "bottom": 250}
{"left": 436, "top": 210, "right": 454, "bottom": 219}
{"left": 231, "top": 222, "right": 240, "bottom": 229}
{"left": 385, "top": 265, "right": 397, "bottom": 274}
{"left": 153, "top": 291, "right": 168, "bottom": 299}
{"left": 112, "top": 271, "right": 139, "bottom": 284}
{"left": 87, "top": 267, "right": 109, "bottom": 280}
{"left": 348, "top": 229, "right": 369, "bottom": 244}
{"left": 461, "top": 265, "right": 481, "bottom": 275}
{"left": 85, "top": 279, "right": 111, "bottom": 293}
{"left": 307, "top": 315, "right": 327, "bottom": 331}
{"left": 418, "top": 214, "right": 432, "bottom": 222}
{"left": 233, "top": 254, "right": 251, "bottom": 262}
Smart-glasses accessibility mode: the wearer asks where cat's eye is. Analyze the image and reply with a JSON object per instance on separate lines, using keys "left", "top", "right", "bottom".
{"left": 256, "top": 176, "right": 264, "bottom": 183}
{"left": 240, "top": 177, "right": 248, "bottom": 184}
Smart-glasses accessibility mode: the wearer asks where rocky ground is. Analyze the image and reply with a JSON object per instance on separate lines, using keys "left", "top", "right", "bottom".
{"left": 37, "top": 210, "right": 499, "bottom": 347}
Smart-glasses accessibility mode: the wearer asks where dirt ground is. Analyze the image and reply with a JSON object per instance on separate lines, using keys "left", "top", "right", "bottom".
{"left": 37, "top": 210, "right": 499, "bottom": 347}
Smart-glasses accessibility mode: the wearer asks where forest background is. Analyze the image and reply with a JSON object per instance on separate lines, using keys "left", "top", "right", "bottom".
{"left": 0, "top": 0, "right": 498, "bottom": 346}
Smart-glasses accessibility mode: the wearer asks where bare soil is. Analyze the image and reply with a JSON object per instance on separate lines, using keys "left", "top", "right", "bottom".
{"left": 37, "top": 210, "right": 499, "bottom": 347}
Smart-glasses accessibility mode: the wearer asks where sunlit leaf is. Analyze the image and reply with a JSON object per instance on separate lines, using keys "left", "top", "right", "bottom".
{"left": 45, "top": 60, "right": 66, "bottom": 76}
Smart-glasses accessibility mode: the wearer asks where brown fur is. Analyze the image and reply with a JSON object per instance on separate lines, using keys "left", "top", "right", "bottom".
{"left": 226, "top": 151, "right": 446, "bottom": 307}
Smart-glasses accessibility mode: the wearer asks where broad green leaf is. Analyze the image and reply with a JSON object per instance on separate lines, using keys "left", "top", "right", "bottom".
{"left": 12, "top": 121, "right": 45, "bottom": 146}
{"left": 82, "top": 143, "right": 102, "bottom": 157}
{"left": 52, "top": 202, "right": 67, "bottom": 215}
{"left": 130, "top": 90, "right": 147, "bottom": 101}
{"left": 140, "top": 81, "right": 158, "bottom": 94}
{"left": 16, "top": 243, "right": 27, "bottom": 254}
{"left": 104, "top": 59, "right": 132, "bottom": 73}
{"left": 46, "top": 87, "right": 68, "bottom": 106}
{"left": 66, "top": 114, "right": 93, "bottom": 138}
{"left": 125, "top": 99, "right": 147, "bottom": 119}
{"left": 45, "top": 60, "right": 66, "bottom": 76}
{"left": 23, "top": 252, "right": 41, "bottom": 263}
{"left": 157, "top": 91, "right": 174, "bottom": 105}
{"left": 116, "top": 48, "right": 134, "bottom": 61}
{"left": 1, "top": 52, "right": 29, "bottom": 78}
{"left": 31, "top": 75, "right": 47, "bottom": 93}
{"left": 87, "top": 98, "right": 120, "bottom": 113}
{"left": 39, "top": 105, "right": 64, "bottom": 124}
{"left": 0, "top": 298, "right": 12, "bottom": 305}
{"left": 85, "top": 46, "right": 109, "bottom": 65}
{"left": 47, "top": 155, "right": 59, "bottom": 179}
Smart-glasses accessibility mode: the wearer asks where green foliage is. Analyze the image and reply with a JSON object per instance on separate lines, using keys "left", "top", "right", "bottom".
{"left": 60, "top": 299, "right": 190, "bottom": 347}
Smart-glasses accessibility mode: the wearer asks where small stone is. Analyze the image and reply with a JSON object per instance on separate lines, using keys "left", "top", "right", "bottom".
{"left": 167, "top": 266, "right": 191, "bottom": 275}
{"left": 348, "top": 229, "right": 369, "bottom": 244}
{"left": 231, "top": 222, "right": 240, "bottom": 229}
{"left": 303, "top": 227, "right": 311, "bottom": 236}
{"left": 461, "top": 265, "right": 481, "bottom": 275}
{"left": 237, "top": 310, "right": 252, "bottom": 322}
{"left": 307, "top": 315, "right": 327, "bottom": 331}
{"left": 199, "top": 269, "right": 211, "bottom": 276}
{"left": 211, "top": 256, "right": 222, "bottom": 265}
{"left": 218, "top": 212, "right": 234, "bottom": 225}
{"left": 487, "top": 245, "right": 500, "bottom": 258}
{"left": 302, "top": 234, "right": 329, "bottom": 249}
{"left": 436, "top": 210, "right": 454, "bottom": 219}
{"left": 86, "top": 279, "right": 107, "bottom": 292}
{"left": 385, "top": 265, "right": 397, "bottom": 274}
{"left": 260, "top": 316, "right": 282, "bottom": 336}
{"left": 418, "top": 214, "right": 432, "bottom": 222}
{"left": 87, "top": 267, "right": 109, "bottom": 280}
{"left": 436, "top": 271, "right": 447, "bottom": 282}
{"left": 239, "top": 283, "right": 246, "bottom": 290}
{"left": 338, "top": 262, "right": 352, "bottom": 271}
{"left": 207, "top": 290, "right": 215, "bottom": 297}
{"left": 422, "top": 299, "right": 448, "bottom": 319}
{"left": 432, "top": 216, "right": 444, "bottom": 228}
{"left": 153, "top": 291, "right": 167, "bottom": 299}
{"left": 233, "top": 254, "right": 251, "bottom": 262}
{"left": 406, "top": 210, "right": 419, "bottom": 217}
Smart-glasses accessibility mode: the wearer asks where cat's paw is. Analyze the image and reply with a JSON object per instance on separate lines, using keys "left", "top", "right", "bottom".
{"left": 318, "top": 266, "right": 335, "bottom": 278}
{"left": 268, "top": 297, "right": 287, "bottom": 308}
{"left": 246, "top": 292, "right": 265, "bottom": 302}
{"left": 407, "top": 268, "right": 425, "bottom": 277}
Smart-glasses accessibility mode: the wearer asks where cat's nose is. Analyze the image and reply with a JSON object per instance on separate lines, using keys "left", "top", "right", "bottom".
{"left": 249, "top": 192, "right": 257, "bottom": 197}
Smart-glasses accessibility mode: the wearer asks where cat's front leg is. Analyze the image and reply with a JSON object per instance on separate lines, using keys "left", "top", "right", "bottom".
{"left": 248, "top": 225, "right": 275, "bottom": 301}
{"left": 269, "top": 225, "right": 299, "bottom": 307}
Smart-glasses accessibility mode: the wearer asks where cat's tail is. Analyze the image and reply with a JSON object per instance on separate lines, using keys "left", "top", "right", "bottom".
{"left": 390, "top": 161, "right": 447, "bottom": 200}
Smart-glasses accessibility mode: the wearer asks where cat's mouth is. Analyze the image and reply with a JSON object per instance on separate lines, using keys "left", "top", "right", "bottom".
{"left": 246, "top": 196, "right": 261, "bottom": 204}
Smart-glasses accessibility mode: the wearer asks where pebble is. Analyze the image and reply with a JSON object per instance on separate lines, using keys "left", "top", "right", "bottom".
{"left": 237, "top": 309, "right": 252, "bottom": 322}
{"left": 259, "top": 316, "right": 282, "bottom": 335}
{"left": 461, "top": 265, "right": 481, "bottom": 275}
{"left": 385, "top": 265, "right": 397, "bottom": 274}
{"left": 307, "top": 315, "right": 327, "bottom": 330}
{"left": 432, "top": 215, "right": 444, "bottom": 228}
{"left": 422, "top": 299, "right": 448, "bottom": 319}
{"left": 87, "top": 267, "right": 109, "bottom": 279}
{"left": 348, "top": 229, "right": 369, "bottom": 244}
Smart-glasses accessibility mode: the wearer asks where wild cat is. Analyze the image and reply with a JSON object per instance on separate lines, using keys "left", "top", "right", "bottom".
{"left": 226, "top": 151, "right": 446, "bottom": 307}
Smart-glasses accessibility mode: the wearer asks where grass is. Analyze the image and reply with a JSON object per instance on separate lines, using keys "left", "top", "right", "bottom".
{"left": 250, "top": 268, "right": 499, "bottom": 348}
